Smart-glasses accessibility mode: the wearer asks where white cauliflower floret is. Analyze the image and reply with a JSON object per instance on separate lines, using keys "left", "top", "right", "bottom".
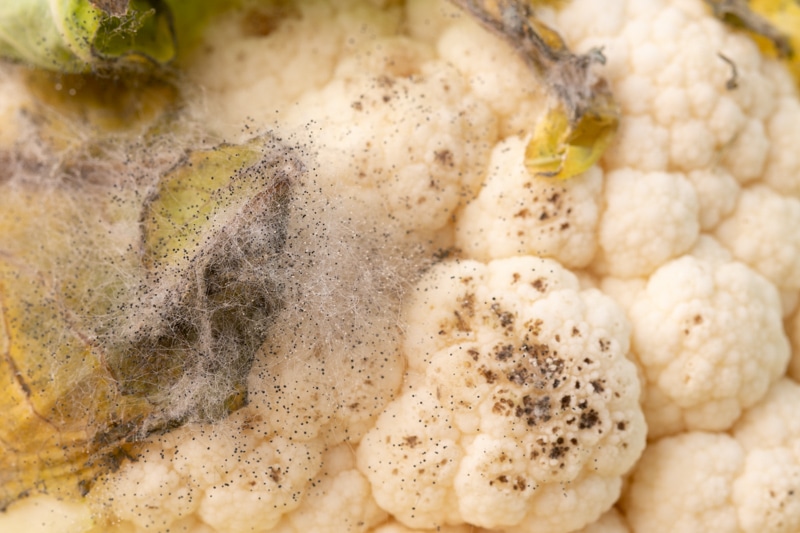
{"left": 683, "top": 168, "right": 739, "bottom": 231}
{"left": 89, "top": 417, "right": 325, "bottom": 533}
{"left": 282, "top": 48, "right": 497, "bottom": 237}
{"left": 623, "top": 238, "right": 789, "bottom": 437}
{"left": 0, "top": 496, "right": 93, "bottom": 533}
{"left": 623, "top": 379, "right": 800, "bottom": 533}
{"left": 594, "top": 168, "right": 699, "bottom": 277}
{"left": 272, "top": 444, "right": 387, "bottom": 533}
{"left": 183, "top": 0, "right": 405, "bottom": 137}
{"left": 762, "top": 96, "right": 800, "bottom": 197}
{"left": 455, "top": 136, "right": 603, "bottom": 268}
{"left": 357, "top": 257, "right": 645, "bottom": 532}
{"left": 623, "top": 432, "right": 744, "bottom": 532}
{"left": 434, "top": 16, "right": 547, "bottom": 139}
{"left": 196, "top": 435, "right": 324, "bottom": 533}
{"left": 715, "top": 185, "right": 800, "bottom": 292}
{"left": 577, "top": 508, "right": 631, "bottom": 533}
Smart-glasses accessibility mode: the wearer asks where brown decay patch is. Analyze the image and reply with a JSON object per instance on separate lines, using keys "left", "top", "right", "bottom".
{"left": 494, "top": 343, "right": 515, "bottom": 361}
{"left": 492, "top": 397, "right": 515, "bottom": 415}
{"left": 241, "top": 2, "right": 301, "bottom": 37}
{"left": 531, "top": 277, "right": 548, "bottom": 292}
{"left": 480, "top": 366, "right": 499, "bottom": 384}
{"left": 524, "top": 318, "right": 544, "bottom": 337}
{"left": 434, "top": 150, "right": 454, "bottom": 166}
{"left": 453, "top": 310, "right": 470, "bottom": 332}
{"left": 489, "top": 475, "right": 528, "bottom": 491}
{"left": 491, "top": 303, "right": 514, "bottom": 328}
{"left": 267, "top": 466, "right": 282, "bottom": 483}
{"left": 376, "top": 75, "right": 395, "bottom": 88}
{"left": 578, "top": 409, "right": 599, "bottom": 429}
{"left": 515, "top": 395, "right": 552, "bottom": 426}
{"left": 549, "top": 437, "right": 569, "bottom": 459}
{"left": 458, "top": 292, "right": 476, "bottom": 316}
{"left": 403, "top": 436, "right": 420, "bottom": 448}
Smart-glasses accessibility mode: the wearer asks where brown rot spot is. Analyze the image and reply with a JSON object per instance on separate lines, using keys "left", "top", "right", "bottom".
{"left": 495, "top": 344, "right": 515, "bottom": 361}
{"left": 434, "top": 149, "right": 454, "bottom": 166}
{"left": 377, "top": 75, "right": 395, "bottom": 88}
{"left": 560, "top": 395, "right": 571, "bottom": 409}
{"left": 491, "top": 303, "right": 514, "bottom": 327}
{"left": 267, "top": 466, "right": 282, "bottom": 483}
{"left": 351, "top": 101, "right": 363, "bottom": 111}
{"left": 515, "top": 395, "right": 552, "bottom": 426}
{"left": 617, "top": 421, "right": 627, "bottom": 431}
{"left": 598, "top": 338, "right": 610, "bottom": 352}
{"left": 579, "top": 409, "right": 600, "bottom": 429}
{"left": 531, "top": 278, "right": 548, "bottom": 292}
{"left": 514, "top": 208, "right": 530, "bottom": 218}
{"left": 590, "top": 380, "right": 604, "bottom": 393}
{"left": 453, "top": 310, "right": 470, "bottom": 332}
{"left": 492, "top": 398, "right": 514, "bottom": 415}
{"left": 507, "top": 366, "right": 530, "bottom": 386}
{"left": 241, "top": 3, "right": 300, "bottom": 37}
{"left": 549, "top": 443, "right": 569, "bottom": 459}
{"left": 403, "top": 436, "right": 420, "bottom": 448}
{"left": 458, "top": 292, "right": 476, "bottom": 315}
{"left": 480, "top": 366, "right": 499, "bottom": 384}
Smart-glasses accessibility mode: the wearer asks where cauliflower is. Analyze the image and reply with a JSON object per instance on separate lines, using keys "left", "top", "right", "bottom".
{"left": 1, "top": 0, "right": 800, "bottom": 532}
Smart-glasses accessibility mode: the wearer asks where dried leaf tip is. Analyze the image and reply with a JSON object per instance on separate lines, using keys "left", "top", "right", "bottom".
{"left": 706, "top": 0, "right": 800, "bottom": 88}
{"left": 704, "top": 0, "right": 793, "bottom": 58}
{"left": 449, "top": 0, "right": 619, "bottom": 180}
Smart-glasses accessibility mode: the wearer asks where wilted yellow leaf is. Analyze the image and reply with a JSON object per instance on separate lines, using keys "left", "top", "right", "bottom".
{"left": 450, "top": 0, "right": 619, "bottom": 180}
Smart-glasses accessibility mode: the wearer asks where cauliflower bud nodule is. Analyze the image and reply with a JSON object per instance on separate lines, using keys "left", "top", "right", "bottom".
{"left": 357, "top": 256, "right": 646, "bottom": 533}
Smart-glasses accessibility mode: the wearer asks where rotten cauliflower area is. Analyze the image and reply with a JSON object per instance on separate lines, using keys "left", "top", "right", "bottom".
{"left": 1, "top": 0, "right": 800, "bottom": 532}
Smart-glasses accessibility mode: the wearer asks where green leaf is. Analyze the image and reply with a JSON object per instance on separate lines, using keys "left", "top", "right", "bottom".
{"left": 0, "top": 0, "right": 176, "bottom": 72}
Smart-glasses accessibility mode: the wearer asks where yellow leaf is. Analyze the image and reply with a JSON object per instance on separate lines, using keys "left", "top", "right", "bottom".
{"left": 0, "top": 256, "right": 148, "bottom": 510}
{"left": 748, "top": 0, "right": 800, "bottom": 83}
{"left": 449, "top": 0, "right": 619, "bottom": 180}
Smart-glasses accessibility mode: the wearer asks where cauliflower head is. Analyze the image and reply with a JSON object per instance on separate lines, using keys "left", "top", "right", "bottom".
{"left": 1, "top": 0, "right": 800, "bottom": 532}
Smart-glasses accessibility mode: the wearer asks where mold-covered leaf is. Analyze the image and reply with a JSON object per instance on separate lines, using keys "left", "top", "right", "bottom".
{"left": 140, "top": 136, "right": 298, "bottom": 274}
{"left": 450, "top": 0, "right": 618, "bottom": 179}
{"left": 0, "top": 135, "right": 304, "bottom": 509}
